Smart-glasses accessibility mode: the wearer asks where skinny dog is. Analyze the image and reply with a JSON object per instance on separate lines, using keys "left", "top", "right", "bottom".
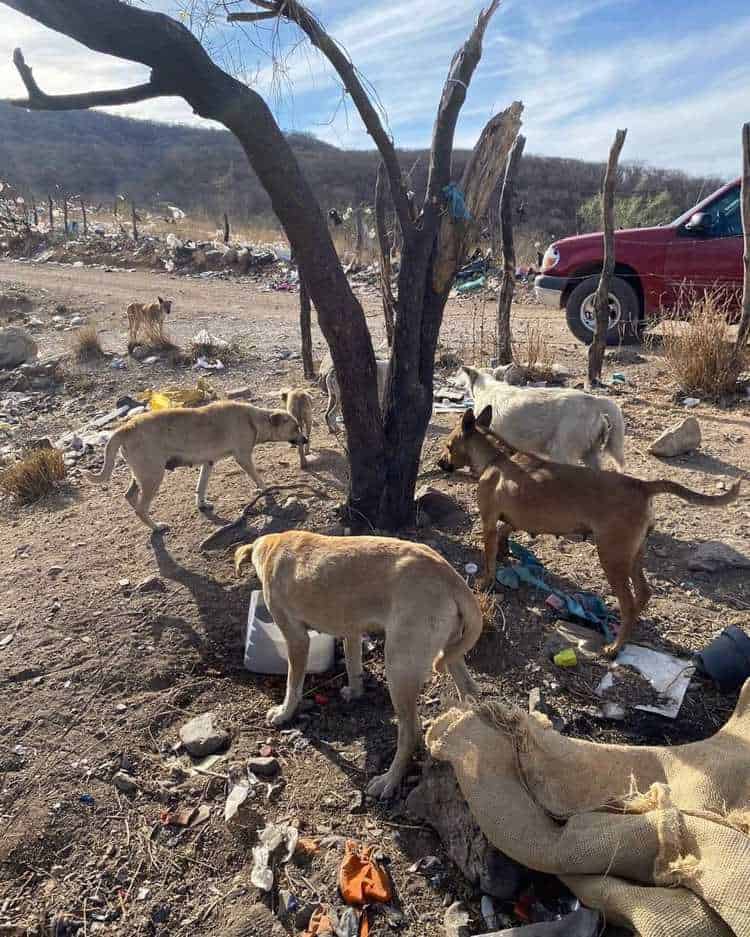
{"left": 280, "top": 387, "right": 313, "bottom": 468}
{"left": 235, "top": 531, "right": 482, "bottom": 798}
{"left": 126, "top": 296, "right": 171, "bottom": 350}
{"left": 87, "top": 401, "right": 306, "bottom": 531}
{"left": 439, "top": 407, "right": 740, "bottom": 656}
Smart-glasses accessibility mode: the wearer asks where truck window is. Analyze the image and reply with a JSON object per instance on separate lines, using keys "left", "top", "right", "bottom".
{"left": 704, "top": 189, "right": 742, "bottom": 238}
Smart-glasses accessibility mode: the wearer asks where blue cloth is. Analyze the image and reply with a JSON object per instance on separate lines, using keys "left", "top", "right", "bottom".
{"left": 442, "top": 182, "right": 472, "bottom": 222}
{"left": 497, "top": 540, "right": 615, "bottom": 641}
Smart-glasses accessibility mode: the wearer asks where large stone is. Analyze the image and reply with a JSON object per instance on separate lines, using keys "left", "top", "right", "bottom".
{"left": 0, "top": 327, "right": 37, "bottom": 370}
{"left": 648, "top": 418, "right": 701, "bottom": 457}
{"left": 179, "top": 712, "right": 229, "bottom": 757}
{"left": 406, "top": 761, "right": 522, "bottom": 900}
{"left": 688, "top": 541, "right": 750, "bottom": 573}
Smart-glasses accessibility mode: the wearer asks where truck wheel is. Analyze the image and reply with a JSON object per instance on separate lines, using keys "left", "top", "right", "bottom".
{"left": 565, "top": 275, "right": 641, "bottom": 345}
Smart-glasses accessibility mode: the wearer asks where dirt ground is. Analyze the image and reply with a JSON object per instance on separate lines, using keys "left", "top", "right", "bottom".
{"left": 1, "top": 259, "right": 749, "bottom": 936}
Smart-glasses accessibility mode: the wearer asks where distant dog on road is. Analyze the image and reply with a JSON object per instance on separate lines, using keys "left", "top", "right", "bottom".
{"left": 127, "top": 296, "right": 171, "bottom": 350}
{"left": 235, "top": 530, "right": 482, "bottom": 799}
{"left": 86, "top": 401, "right": 306, "bottom": 531}
{"left": 319, "top": 351, "right": 390, "bottom": 432}
{"left": 281, "top": 387, "right": 313, "bottom": 468}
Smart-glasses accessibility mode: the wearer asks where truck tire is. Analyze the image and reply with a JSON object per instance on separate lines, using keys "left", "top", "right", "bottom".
{"left": 565, "top": 275, "right": 641, "bottom": 345}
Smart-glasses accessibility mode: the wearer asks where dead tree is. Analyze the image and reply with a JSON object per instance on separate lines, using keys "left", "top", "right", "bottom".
{"left": 47, "top": 193, "right": 53, "bottom": 231}
{"left": 734, "top": 122, "right": 750, "bottom": 359}
{"left": 62, "top": 192, "right": 68, "bottom": 237}
{"left": 495, "top": 133, "right": 526, "bottom": 364}
{"left": 587, "top": 129, "right": 627, "bottom": 388}
{"left": 223, "top": 212, "right": 230, "bottom": 245}
{"left": 4, "top": 0, "right": 520, "bottom": 529}
{"left": 80, "top": 195, "right": 87, "bottom": 236}
{"left": 375, "top": 162, "right": 396, "bottom": 346}
{"left": 131, "top": 202, "right": 138, "bottom": 241}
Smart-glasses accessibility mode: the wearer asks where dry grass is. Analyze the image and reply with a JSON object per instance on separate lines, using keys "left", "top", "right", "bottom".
{"left": 0, "top": 447, "right": 66, "bottom": 504}
{"left": 474, "top": 586, "right": 500, "bottom": 631}
{"left": 657, "top": 292, "right": 745, "bottom": 399}
{"left": 513, "top": 320, "right": 557, "bottom": 382}
{"left": 71, "top": 324, "right": 104, "bottom": 362}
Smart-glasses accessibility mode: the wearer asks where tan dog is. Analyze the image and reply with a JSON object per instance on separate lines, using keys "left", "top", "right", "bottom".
{"left": 439, "top": 407, "right": 740, "bottom": 657}
{"left": 280, "top": 388, "right": 313, "bottom": 468}
{"left": 87, "top": 401, "right": 306, "bottom": 531}
{"left": 126, "top": 296, "right": 171, "bottom": 350}
{"left": 235, "top": 531, "right": 482, "bottom": 798}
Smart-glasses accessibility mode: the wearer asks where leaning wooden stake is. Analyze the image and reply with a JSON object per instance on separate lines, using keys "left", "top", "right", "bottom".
{"left": 375, "top": 162, "right": 396, "bottom": 346}
{"left": 62, "top": 193, "right": 68, "bottom": 238}
{"left": 734, "top": 122, "right": 750, "bottom": 359}
{"left": 588, "top": 128, "right": 627, "bottom": 387}
{"left": 47, "top": 194, "right": 53, "bottom": 231}
{"left": 80, "top": 195, "right": 88, "bottom": 236}
{"left": 131, "top": 202, "right": 138, "bottom": 241}
{"left": 495, "top": 133, "right": 526, "bottom": 364}
{"left": 299, "top": 273, "right": 315, "bottom": 380}
{"left": 223, "top": 212, "right": 230, "bottom": 245}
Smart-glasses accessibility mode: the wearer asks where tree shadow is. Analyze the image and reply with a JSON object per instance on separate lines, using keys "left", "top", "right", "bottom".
{"left": 648, "top": 450, "right": 746, "bottom": 480}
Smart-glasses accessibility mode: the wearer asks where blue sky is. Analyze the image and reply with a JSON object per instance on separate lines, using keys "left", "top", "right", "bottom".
{"left": 1, "top": 0, "right": 748, "bottom": 177}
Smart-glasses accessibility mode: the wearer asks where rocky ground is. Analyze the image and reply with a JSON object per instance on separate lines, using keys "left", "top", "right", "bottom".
{"left": 0, "top": 257, "right": 749, "bottom": 936}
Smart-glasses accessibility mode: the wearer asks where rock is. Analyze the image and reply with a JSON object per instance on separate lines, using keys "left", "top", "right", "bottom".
{"left": 492, "top": 362, "right": 525, "bottom": 385}
{"left": 406, "top": 761, "right": 522, "bottom": 900}
{"left": 0, "top": 327, "right": 37, "bottom": 370}
{"left": 179, "top": 711, "right": 230, "bottom": 757}
{"left": 112, "top": 771, "right": 137, "bottom": 796}
{"left": 687, "top": 541, "right": 750, "bottom": 573}
{"left": 136, "top": 575, "right": 166, "bottom": 595}
{"left": 130, "top": 345, "right": 148, "bottom": 361}
{"left": 444, "top": 902, "right": 471, "bottom": 937}
{"left": 648, "top": 417, "right": 701, "bottom": 457}
{"left": 415, "top": 486, "right": 468, "bottom": 530}
{"left": 48, "top": 566, "right": 63, "bottom": 577}
{"left": 247, "top": 756, "right": 280, "bottom": 777}
{"left": 28, "top": 437, "right": 54, "bottom": 451}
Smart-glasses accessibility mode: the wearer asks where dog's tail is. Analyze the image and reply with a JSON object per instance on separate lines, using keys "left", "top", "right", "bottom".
{"left": 234, "top": 544, "right": 255, "bottom": 577}
{"left": 643, "top": 478, "right": 741, "bottom": 506}
{"left": 433, "top": 584, "right": 484, "bottom": 674}
{"left": 600, "top": 399, "right": 626, "bottom": 471}
{"left": 85, "top": 427, "right": 126, "bottom": 484}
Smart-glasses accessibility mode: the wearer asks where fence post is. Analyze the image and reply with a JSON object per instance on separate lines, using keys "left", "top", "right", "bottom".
{"left": 131, "top": 202, "right": 138, "bottom": 241}
{"left": 48, "top": 194, "right": 53, "bottom": 231}
{"left": 223, "top": 212, "right": 230, "bottom": 244}
{"left": 62, "top": 193, "right": 68, "bottom": 238}
{"left": 587, "top": 128, "right": 627, "bottom": 387}
{"left": 496, "top": 133, "right": 526, "bottom": 365}
{"left": 80, "top": 196, "right": 88, "bottom": 236}
{"left": 734, "top": 123, "right": 750, "bottom": 358}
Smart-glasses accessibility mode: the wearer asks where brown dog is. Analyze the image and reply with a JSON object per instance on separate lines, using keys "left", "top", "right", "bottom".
{"left": 235, "top": 531, "right": 482, "bottom": 799}
{"left": 439, "top": 407, "right": 741, "bottom": 656}
{"left": 126, "top": 296, "right": 171, "bottom": 350}
{"left": 280, "top": 388, "right": 313, "bottom": 468}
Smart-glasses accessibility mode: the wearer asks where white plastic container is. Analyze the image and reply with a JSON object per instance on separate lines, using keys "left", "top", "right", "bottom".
{"left": 244, "top": 590, "right": 335, "bottom": 675}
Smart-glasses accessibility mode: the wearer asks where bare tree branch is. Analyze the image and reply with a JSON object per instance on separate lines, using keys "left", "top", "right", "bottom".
{"left": 233, "top": 0, "right": 414, "bottom": 236}
{"left": 375, "top": 161, "right": 396, "bottom": 346}
{"left": 425, "top": 0, "right": 501, "bottom": 216}
{"left": 496, "top": 132, "right": 526, "bottom": 364}
{"left": 227, "top": 9, "right": 278, "bottom": 22}
{"left": 7, "top": 48, "right": 164, "bottom": 110}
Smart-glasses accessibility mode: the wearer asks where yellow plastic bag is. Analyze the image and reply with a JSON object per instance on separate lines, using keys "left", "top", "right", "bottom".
{"left": 142, "top": 377, "right": 216, "bottom": 411}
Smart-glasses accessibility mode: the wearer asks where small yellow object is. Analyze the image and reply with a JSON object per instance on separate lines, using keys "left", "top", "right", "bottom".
{"left": 142, "top": 378, "right": 216, "bottom": 411}
{"left": 554, "top": 648, "right": 578, "bottom": 668}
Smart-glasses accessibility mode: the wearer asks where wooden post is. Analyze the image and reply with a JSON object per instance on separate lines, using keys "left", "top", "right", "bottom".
{"left": 299, "top": 274, "right": 315, "bottom": 380}
{"left": 375, "top": 162, "right": 396, "bottom": 346}
{"left": 223, "top": 212, "right": 230, "bottom": 244}
{"left": 587, "top": 128, "right": 627, "bottom": 387}
{"left": 734, "top": 122, "right": 750, "bottom": 359}
{"left": 62, "top": 193, "right": 68, "bottom": 238}
{"left": 30, "top": 192, "right": 38, "bottom": 227}
{"left": 47, "top": 194, "right": 53, "bottom": 231}
{"left": 113, "top": 198, "right": 118, "bottom": 222}
{"left": 495, "top": 133, "right": 526, "bottom": 364}
{"left": 80, "top": 196, "right": 88, "bottom": 236}
{"left": 131, "top": 202, "right": 138, "bottom": 241}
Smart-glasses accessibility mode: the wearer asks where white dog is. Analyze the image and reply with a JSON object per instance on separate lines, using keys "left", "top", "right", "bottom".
{"left": 321, "top": 353, "right": 390, "bottom": 432}
{"left": 454, "top": 365, "right": 625, "bottom": 470}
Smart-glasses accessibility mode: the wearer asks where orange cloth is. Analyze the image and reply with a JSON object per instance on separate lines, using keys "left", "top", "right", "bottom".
{"left": 339, "top": 840, "right": 392, "bottom": 906}
{"left": 303, "top": 907, "right": 335, "bottom": 936}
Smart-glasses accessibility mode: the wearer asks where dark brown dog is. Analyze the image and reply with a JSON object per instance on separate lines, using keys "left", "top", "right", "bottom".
{"left": 439, "top": 406, "right": 741, "bottom": 657}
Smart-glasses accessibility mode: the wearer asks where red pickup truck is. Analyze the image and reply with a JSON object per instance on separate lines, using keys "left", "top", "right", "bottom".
{"left": 534, "top": 179, "right": 744, "bottom": 344}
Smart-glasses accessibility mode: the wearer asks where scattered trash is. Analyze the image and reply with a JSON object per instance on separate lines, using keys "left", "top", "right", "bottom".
{"left": 696, "top": 625, "right": 750, "bottom": 692}
{"left": 597, "top": 644, "right": 694, "bottom": 719}
{"left": 456, "top": 275, "right": 485, "bottom": 293}
{"left": 443, "top": 901, "right": 471, "bottom": 937}
{"left": 481, "top": 894, "right": 498, "bottom": 929}
{"left": 251, "top": 822, "right": 299, "bottom": 891}
{"left": 553, "top": 648, "right": 577, "bottom": 668}
{"left": 194, "top": 355, "right": 225, "bottom": 371}
{"left": 224, "top": 783, "right": 253, "bottom": 827}
{"left": 648, "top": 417, "right": 701, "bottom": 457}
{"left": 339, "top": 840, "right": 392, "bottom": 905}
{"left": 112, "top": 771, "right": 138, "bottom": 796}
{"left": 464, "top": 562, "right": 479, "bottom": 575}
{"left": 246, "top": 755, "right": 280, "bottom": 778}
{"left": 136, "top": 574, "right": 166, "bottom": 594}
{"left": 295, "top": 836, "right": 320, "bottom": 857}
{"left": 136, "top": 886, "right": 150, "bottom": 902}
{"left": 485, "top": 907, "right": 601, "bottom": 936}
{"left": 143, "top": 378, "right": 216, "bottom": 411}
{"left": 162, "top": 804, "right": 210, "bottom": 828}
{"left": 314, "top": 693, "right": 330, "bottom": 706}
{"left": 79, "top": 793, "right": 95, "bottom": 806}
{"left": 178, "top": 712, "right": 230, "bottom": 757}
{"left": 0, "top": 634, "right": 14, "bottom": 648}
{"left": 611, "top": 372, "right": 627, "bottom": 384}
{"left": 245, "top": 590, "right": 335, "bottom": 675}
{"left": 682, "top": 396, "right": 701, "bottom": 408}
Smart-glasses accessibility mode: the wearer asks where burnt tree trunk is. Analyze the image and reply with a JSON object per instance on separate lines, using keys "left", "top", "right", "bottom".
{"left": 587, "top": 128, "right": 627, "bottom": 387}
{"left": 734, "top": 122, "right": 750, "bottom": 358}
{"left": 131, "top": 202, "right": 138, "bottom": 241}
{"left": 495, "top": 133, "right": 525, "bottom": 365}
{"left": 223, "top": 212, "right": 230, "bottom": 245}
{"left": 375, "top": 162, "right": 396, "bottom": 347}
{"left": 80, "top": 195, "right": 87, "bottom": 236}
{"left": 299, "top": 273, "right": 315, "bottom": 380}
{"left": 47, "top": 194, "right": 53, "bottom": 231}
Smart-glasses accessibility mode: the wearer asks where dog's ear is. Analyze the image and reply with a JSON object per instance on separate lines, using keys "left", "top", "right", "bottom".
{"left": 461, "top": 408, "right": 476, "bottom": 434}
{"left": 476, "top": 405, "right": 493, "bottom": 428}
{"left": 157, "top": 296, "right": 164, "bottom": 304}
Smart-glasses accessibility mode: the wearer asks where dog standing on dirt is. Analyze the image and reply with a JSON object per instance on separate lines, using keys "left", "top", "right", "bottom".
{"left": 235, "top": 530, "right": 482, "bottom": 798}
{"left": 87, "top": 401, "right": 306, "bottom": 531}
{"left": 439, "top": 407, "right": 740, "bottom": 657}
{"left": 126, "top": 296, "right": 171, "bottom": 350}
{"left": 280, "top": 388, "right": 313, "bottom": 468}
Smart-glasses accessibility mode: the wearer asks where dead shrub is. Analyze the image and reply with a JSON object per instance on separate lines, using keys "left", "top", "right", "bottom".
{"left": 71, "top": 324, "right": 104, "bottom": 362}
{"left": 474, "top": 586, "right": 500, "bottom": 631}
{"left": 514, "top": 320, "right": 556, "bottom": 382}
{"left": 657, "top": 292, "right": 745, "bottom": 399}
{"left": 0, "top": 447, "right": 66, "bottom": 504}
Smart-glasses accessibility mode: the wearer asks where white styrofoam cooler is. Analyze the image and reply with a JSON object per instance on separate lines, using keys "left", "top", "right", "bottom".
{"left": 244, "top": 590, "right": 335, "bottom": 675}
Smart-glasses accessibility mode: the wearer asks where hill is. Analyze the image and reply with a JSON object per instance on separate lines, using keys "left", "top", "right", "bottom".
{"left": 0, "top": 102, "right": 724, "bottom": 239}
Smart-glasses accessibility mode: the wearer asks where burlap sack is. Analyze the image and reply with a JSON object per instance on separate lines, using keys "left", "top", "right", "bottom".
{"left": 426, "top": 681, "right": 750, "bottom": 936}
